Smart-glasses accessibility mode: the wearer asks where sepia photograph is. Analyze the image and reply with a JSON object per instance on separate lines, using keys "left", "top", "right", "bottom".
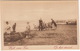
{"left": 1, "top": 0, "right": 79, "bottom": 50}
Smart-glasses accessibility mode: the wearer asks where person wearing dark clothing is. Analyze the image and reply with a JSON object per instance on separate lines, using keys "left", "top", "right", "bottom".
{"left": 51, "top": 19, "right": 57, "bottom": 28}
{"left": 12, "top": 23, "right": 16, "bottom": 32}
{"left": 39, "top": 19, "right": 43, "bottom": 31}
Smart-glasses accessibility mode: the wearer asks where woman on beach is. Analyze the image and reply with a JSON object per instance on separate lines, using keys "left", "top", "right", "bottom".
{"left": 5, "top": 21, "right": 11, "bottom": 34}
{"left": 51, "top": 19, "right": 57, "bottom": 30}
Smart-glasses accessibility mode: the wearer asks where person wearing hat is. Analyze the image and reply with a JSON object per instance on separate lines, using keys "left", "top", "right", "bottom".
{"left": 39, "top": 18, "right": 43, "bottom": 31}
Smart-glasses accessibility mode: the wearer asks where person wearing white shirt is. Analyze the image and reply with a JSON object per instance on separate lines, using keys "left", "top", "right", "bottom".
{"left": 26, "top": 22, "right": 31, "bottom": 38}
{"left": 5, "top": 21, "right": 11, "bottom": 34}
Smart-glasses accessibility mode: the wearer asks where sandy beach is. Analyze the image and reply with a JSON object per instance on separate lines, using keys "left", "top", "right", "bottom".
{"left": 4, "top": 24, "right": 77, "bottom": 45}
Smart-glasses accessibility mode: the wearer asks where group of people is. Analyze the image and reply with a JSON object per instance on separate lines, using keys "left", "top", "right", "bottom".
{"left": 5, "top": 21, "right": 30, "bottom": 35}
{"left": 5, "top": 21, "right": 16, "bottom": 34}
{"left": 4, "top": 19, "right": 57, "bottom": 34}
{"left": 39, "top": 19, "right": 57, "bottom": 31}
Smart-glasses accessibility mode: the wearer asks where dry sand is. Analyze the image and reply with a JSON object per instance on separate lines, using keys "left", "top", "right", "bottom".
{"left": 4, "top": 25, "right": 77, "bottom": 45}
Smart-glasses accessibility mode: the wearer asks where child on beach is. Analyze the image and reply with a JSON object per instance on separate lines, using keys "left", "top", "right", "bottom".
{"left": 25, "top": 22, "right": 31, "bottom": 38}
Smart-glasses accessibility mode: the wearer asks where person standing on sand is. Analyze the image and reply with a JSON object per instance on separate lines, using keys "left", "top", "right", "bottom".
{"left": 12, "top": 23, "right": 16, "bottom": 32}
{"left": 5, "top": 21, "right": 11, "bottom": 34}
{"left": 26, "top": 22, "right": 31, "bottom": 38}
{"left": 39, "top": 18, "right": 43, "bottom": 31}
{"left": 51, "top": 19, "right": 57, "bottom": 29}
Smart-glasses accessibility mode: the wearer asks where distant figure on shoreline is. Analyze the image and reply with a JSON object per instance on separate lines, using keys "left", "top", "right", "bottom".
{"left": 39, "top": 18, "right": 43, "bottom": 31}
{"left": 12, "top": 23, "right": 16, "bottom": 32}
{"left": 33, "top": 24, "right": 38, "bottom": 31}
{"left": 26, "top": 22, "right": 30, "bottom": 33}
{"left": 51, "top": 19, "right": 57, "bottom": 29}
{"left": 5, "top": 21, "right": 11, "bottom": 34}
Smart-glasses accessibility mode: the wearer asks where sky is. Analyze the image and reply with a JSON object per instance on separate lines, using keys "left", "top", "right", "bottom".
{"left": 1, "top": 1, "right": 78, "bottom": 22}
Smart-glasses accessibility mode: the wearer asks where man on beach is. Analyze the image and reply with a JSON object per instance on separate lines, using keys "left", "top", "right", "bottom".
{"left": 12, "top": 23, "right": 16, "bottom": 32}
{"left": 39, "top": 18, "right": 43, "bottom": 31}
